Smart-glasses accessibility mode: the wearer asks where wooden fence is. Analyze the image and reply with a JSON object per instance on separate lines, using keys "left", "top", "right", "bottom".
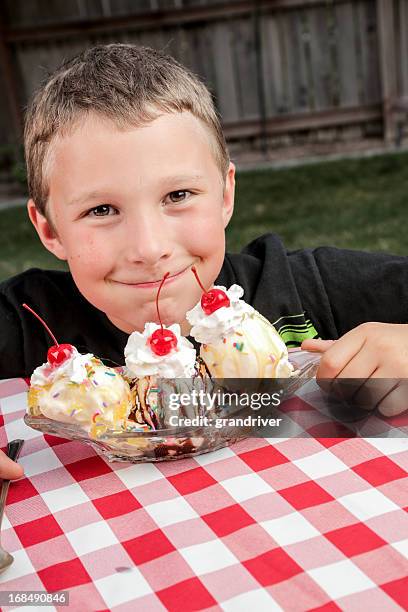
{"left": 1, "top": 0, "right": 408, "bottom": 186}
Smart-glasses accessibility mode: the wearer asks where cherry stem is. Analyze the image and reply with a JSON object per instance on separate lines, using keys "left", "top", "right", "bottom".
{"left": 22, "top": 303, "right": 59, "bottom": 346}
{"left": 156, "top": 273, "right": 170, "bottom": 334}
{"left": 191, "top": 266, "right": 208, "bottom": 295}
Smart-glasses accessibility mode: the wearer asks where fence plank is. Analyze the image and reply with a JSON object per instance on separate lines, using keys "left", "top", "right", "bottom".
{"left": 16, "top": 42, "right": 52, "bottom": 100}
{"left": 280, "top": 9, "right": 310, "bottom": 112}
{"left": 187, "top": 23, "right": 218, "bottom": 98}
{"left": 223, "top": 104, "right": 381, "bottom": 138}
{"left": 356, "top": 0, "right": 381, "bottom": 104}
{"left": 166, "top": 25, "right": 194, "bottom": 68}
{"left": 293, "top": 9, "right": 311, "bottom": 110}
{"left": 15, "top": 39, "right": 86, "bottom": 100}
{"left": 276, "top": 12, "right": 293, "bottom": 114}
{"left": 231, "top": 17, "right": 260, "bottom": 119}
{"left": 212, "top": 20, "right": 240, "bottom": 121}
{"left": 135, "top": 28, "right": 167, "bottom": 54}
{"left": 377, "top": 0, "right": 398, "bottom": 143}
{"left": 261, "top": 14, "right": 284, "bottom": 114}
{"left": 0, "top": 40, "right": 23, "bottom": 147}
{"left": 334, "top": 2, "right": 360, "bottom": 106}
{"left": 307, "top": 5, "right": 334, "bottom": 109}
{"left": 398, "top": 0, "right": 408, "bottom": 96}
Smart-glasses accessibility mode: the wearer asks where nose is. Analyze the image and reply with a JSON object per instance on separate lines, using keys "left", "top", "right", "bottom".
{"left": 120, "top": 208, "right": 172, "bottom": 266}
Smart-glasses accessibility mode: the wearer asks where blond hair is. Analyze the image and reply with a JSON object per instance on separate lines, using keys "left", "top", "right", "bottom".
{"left": 24, "top": 43, "right": 230, "bottom": 217}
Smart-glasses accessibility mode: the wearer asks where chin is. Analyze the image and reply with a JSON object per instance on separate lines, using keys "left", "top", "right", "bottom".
{"left": 161, "top": 314, "right": 182, "bottom": 328}
{"left": 156, "top": 298, "right": 185, "bottom": 322}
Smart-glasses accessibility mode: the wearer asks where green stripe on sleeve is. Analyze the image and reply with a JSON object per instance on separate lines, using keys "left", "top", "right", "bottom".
{"left": 278, "top": 325, "right": 318, "bottom": 346}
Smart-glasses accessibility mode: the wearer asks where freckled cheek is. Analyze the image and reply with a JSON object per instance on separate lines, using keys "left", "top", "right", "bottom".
{"left": 65, "top": 233, "right": 110, "bottom": 269}
{"left": 182, "top": 208, "right": 225, "bottom": 254}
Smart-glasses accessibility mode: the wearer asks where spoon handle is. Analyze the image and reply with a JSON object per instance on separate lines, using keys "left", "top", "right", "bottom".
{"left": 6, "top": 439, "right": 24, "bottom": 463}
{"left": 0, "top": 440, "right": 24, "bottom": 531}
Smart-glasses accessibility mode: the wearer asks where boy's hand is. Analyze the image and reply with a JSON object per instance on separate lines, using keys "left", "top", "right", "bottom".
{"left": 301, "top": 323, "right": 408, "bottom": 416}
{"left": 0, "top": 450, "right": 24, "bottom": 480}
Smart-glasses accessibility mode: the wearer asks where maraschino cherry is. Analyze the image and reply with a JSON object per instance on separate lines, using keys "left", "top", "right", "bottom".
{"left": 191, "top": 266, "right": 230, "bottom": 315}
{"left": 148, "top": 273, "right": 178, "bottom": 356}
{"left": 22, "top": 303, "right": 74, "bottom": 366}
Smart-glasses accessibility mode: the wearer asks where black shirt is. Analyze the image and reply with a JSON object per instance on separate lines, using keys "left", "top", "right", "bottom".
{"left": 1, "top": 233, "right": 407, "bottom": 379}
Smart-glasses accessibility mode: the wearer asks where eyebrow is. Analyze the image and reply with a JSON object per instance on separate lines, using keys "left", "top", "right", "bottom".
{"left": 67, "top": 191, "right": 112, "bottom": 207}
{"left": 163, "top": 174, "right": 205, "bottom": 183}
{"left": 67, "top": 174, "right": 206, "bottom": 207}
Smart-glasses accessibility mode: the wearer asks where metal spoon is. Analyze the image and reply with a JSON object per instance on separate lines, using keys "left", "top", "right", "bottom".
{"left": 0, "top": 439, "right": 24, "bottom": 573}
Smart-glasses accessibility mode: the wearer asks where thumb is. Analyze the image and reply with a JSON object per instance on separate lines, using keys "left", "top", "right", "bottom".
{"left": 301, "top": 338, "right": 336, "bottom": 353}
{"left": 0, "top": 450, "right": 24, "bottom": 480}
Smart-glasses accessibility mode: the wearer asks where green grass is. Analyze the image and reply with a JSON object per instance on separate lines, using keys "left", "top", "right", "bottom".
{"left": 0, "top": 206, "right": 68, "bottom": 281}
{"left": 1, "top": 151, "right": 407, "bottom": 282}
{"left": 227, "top": 151, "right": 408, "bottom": 255}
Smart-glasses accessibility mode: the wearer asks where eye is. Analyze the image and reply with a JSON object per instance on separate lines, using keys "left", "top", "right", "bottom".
{"left": 87, "top": 205, "right": 117, "bottom": 217}
{"left": 165, "top": 190, "right": 192, "bottom": 205}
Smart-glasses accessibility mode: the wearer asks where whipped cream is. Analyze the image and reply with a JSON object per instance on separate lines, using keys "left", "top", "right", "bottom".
{"left": 31, "top": 347, "right": 94, "bottom": 386}
{"left": 124, "top": 322, "right": 197, "bottom": 378}
{"left": 186, "top": 284, "right": 253, "bottom": 344}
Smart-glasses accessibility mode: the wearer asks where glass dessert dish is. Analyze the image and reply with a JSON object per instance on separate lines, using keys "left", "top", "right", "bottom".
{"left": 24, "top": 349, "right": 320, "bottom": 463}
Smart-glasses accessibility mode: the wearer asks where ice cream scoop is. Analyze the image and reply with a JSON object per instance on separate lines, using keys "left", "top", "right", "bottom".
{"left": 186, "top": 269, "right": 294, "bottom": 379}
{"left": 28, "top": 349, "right": 132, "bottom": 437}
{"left": 23, "top": 303, "right": 132, "bottom": 437}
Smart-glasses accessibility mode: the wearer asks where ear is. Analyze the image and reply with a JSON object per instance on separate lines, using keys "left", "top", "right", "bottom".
{"left": 222, "top": 161, "right": 235, "bottom": 228}
{"left": 27, "top": 199, "right": 67, "bottom": 261}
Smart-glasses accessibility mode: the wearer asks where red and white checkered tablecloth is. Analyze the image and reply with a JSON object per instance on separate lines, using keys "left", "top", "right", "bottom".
{"left": 0, "top": 378, "right": 407, "bottom": 612}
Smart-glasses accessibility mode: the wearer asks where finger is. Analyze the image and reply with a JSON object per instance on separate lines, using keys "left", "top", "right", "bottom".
{"left": 317, "top": 331, "right": 366, "bottom": 378}
{"left": 301, "top": 339, "right": 335, "bottom": 353}
{"left": 330, "top": 379, "right": 366, "bottom": 404}
{"left": 352, "top": 372, "right": 397, "bottom": 412}
{"left": 322, "top": 344, "right": 377, "bottom": 404}
{"left": 321, "top": 376, "right": 393, "bottom": 417}
{"left": 334, "top": 344, "right": 378, "bottom": 380}
{"left": 316, "top": 341, "right": 377, "bottom": 402}
{"left": 0, "top": 451, "right": 24, "bottom": 480}
{"left": 376, "top": 382, "right": 408, "bottom": 417}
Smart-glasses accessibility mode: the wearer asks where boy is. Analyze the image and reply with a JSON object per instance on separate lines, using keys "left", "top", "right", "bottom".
{"left": 1, "top": 43, "right": 407, "bottom": 477}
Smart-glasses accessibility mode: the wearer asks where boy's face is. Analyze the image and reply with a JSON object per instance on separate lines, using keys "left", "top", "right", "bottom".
{"left": 28, "top": 111, "right": 235, "bottom": 333}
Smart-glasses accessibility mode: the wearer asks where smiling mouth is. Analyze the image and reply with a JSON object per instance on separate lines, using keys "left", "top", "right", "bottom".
{"left": 114, "top": 265, "right": 192, "bottom": 288}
